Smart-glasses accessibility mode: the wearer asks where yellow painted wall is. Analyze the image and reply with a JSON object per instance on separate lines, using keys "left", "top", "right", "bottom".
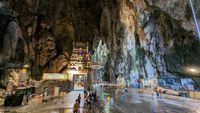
{"left": 189, "top": 91, "right": 200, "bottom": 99}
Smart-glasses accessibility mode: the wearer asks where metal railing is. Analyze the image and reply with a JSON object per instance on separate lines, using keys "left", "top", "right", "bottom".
{"left": 188, "top": 0, "right": 200, "bottom": 41}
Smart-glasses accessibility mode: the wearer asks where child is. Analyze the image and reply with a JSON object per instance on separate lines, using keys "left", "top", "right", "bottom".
{"left": 73, "top": 100, "right": 79, "bottom": 113}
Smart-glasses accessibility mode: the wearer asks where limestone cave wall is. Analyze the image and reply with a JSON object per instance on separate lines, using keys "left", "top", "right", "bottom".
{"left": 0, "top": 0, "right": 101, "bottom": 79}
{"left": 96, "top": 0, "right": 200, "bottom": 86}
{"left": 0, "top": 0, "right": 200, "bottom": 86}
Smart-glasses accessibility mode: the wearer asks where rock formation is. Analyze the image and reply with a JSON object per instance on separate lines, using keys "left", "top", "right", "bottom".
{"left": 96, "top": 0, "right": 200, "bottom": 86}
{"left": 0, "top": 0, "right": 199, "bottom": 87}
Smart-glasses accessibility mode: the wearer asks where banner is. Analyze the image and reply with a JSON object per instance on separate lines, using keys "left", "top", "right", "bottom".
{"left": 43, "top": 73, "right": 68, "bottom": 80}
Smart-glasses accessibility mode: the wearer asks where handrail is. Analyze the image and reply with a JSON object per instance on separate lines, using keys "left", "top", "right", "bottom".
{"left": 188, "top": 0, "right": 200, "bottom": 41}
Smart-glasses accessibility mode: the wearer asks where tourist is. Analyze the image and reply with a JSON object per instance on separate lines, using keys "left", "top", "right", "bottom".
{"left": 77, "top": 94, "right": 81, "bottom": 104}
{"left": 60, "top": 90, "right": 66, "bottom": 103}
{"left": 159, "top": 89, "right": 162, "bottom": 99}
{"left": 115, "top": 89, "right": 118, "bottom": 97}
{"left": 138, "top": 79, "right": 141, "bottom": 88}
{"left": 125, "top": 87, "right": 128, "bottom": 93}
{"left": 73, "top": 100, "right": 79, "bottom": 113}
{"left": 96, "top": 95, "right": 99, "bottom": 105}
{"left": 84, "top": 90, "right": 88, "bottom": 104}
{"left": 120, "top": 92, "right": 125, "bottom": 106}
{"left": 87, "top": 92, "right": 92, "bottom": 109}
{"left": 86, "top": 91, "right": 90, "bottom": 106}
{"left": 110, "top": 96, "right": 114, "bottom": 108}
{"left": 156, "top": 88, "right": 159, "bottom": 99}
{"left": 43, "top": 87, "right": 48, "bottom": 104}
{"left": 107, "top": 95, "right": 110, "bottom": 104}
{"left": 152, "top": 91, "right": 155, "bottom": 99}
{"left": 92, "top": 91, "right": 97, "bottom": 104}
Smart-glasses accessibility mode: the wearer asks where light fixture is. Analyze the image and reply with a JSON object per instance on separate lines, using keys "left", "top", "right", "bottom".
{"left": 23, "top": 64, "right": 30, "bottom": 68}
{"left": 186, "top": 67, "right": 199, "bottom": 74}
{"left": 189, "top": 68, "right": 196, "bottom": 73}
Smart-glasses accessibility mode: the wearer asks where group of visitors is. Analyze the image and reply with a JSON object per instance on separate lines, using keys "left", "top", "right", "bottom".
{"left": 84, "top": 90, "right": 98, "bottom": 108}
{"left": 43, "top": 87, "right": 67, "bottom": 104}
{"left": 73, "top": 90, "right": 99, "bottom": 112}
{"left": 43, "top": 85, "right": 125, "bottom": 112}
{"left": 156, "top": 88, "right": 162, "bottom": 99}
{"left": 152, "top": 87, "right": 162, "bottom": 99}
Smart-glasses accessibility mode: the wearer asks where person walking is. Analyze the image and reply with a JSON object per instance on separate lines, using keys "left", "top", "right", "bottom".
{"left": 110, "top": 96, "right": 114, "bottom": 108}
{"left": 84, "top": 91, "right": 88, "bottom": 105}
{"left": 125, "top": 87, "right": 128, "bottom": 93}
{"left": 156, "top": 88, "right": 160, "bottom": 99}
{"left": 103, "top": 96, "right": 106, "bottom": 105}
{"left": 77, "top": 94, "right": 81, "bottom": 104}
{"left": 120, "top": 92, "right": 125, "bottom": 107}
{"left": 43, "top": 87, "right": 48, "bottom": 104}
{"left": 120, "top": 92, "right": 125, "bottom": 112}
{"left": 92, "top": 91, "right": 97, "bottom": 104}
{"left": 86, "top": 91, "right": 90, "bottom": 106}
{"left": 73, "top": 100, "right": 79, "bottom": 113}
{"left": 88, "top": 92, "right": 92, "bottom": 109}
{"left": 60, "top": 90, "right": 66, "bottom": 103}
{"left": 159, "top": 89, "right": 162, "bottom": 99}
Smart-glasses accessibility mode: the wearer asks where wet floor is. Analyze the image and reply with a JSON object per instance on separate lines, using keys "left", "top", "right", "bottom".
{"left": 6, "top": 88, "right": 194, "bottom": 113}
{"left": 106, "top": 88, "right": 192, "bottom": 113}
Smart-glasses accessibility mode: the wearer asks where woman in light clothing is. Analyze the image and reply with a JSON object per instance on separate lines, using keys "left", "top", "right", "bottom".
{"left": 110, "top": 96, "right": 114, "bottom": 108}
{"left": 60, "top": 90, "right": 66, "bottom": 103}
{"left": 120, "top": 92, "right": 125, "bottom": 106}
{"left": 43, "top": 87, "right": 48, "bottom": 103}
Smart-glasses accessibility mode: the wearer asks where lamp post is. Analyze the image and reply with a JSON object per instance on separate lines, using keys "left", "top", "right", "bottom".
{"left": 188, "top": 0, "right": 200, "bottom": 40}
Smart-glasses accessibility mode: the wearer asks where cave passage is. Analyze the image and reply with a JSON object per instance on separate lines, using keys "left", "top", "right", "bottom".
{"left": 0, "top": 0, "right": 200, "bottom": 113}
